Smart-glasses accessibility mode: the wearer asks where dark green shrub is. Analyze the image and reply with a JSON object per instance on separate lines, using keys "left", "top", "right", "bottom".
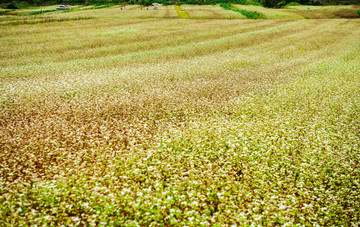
{"left": 220, "top": 2, "right": 232, "bottom": 9}
{"left": 18, "top": 1, "right": 30, "bottom": 8}
{"left": 357, "top": 9, "right": 360, "bottom": 16}
{"left": 277, "top": 1, "right": 287, "bottom": 7}
{"left": 138, "top": 0, "right": 152, "bottom": 6}
{"left": 7, "top": 2, "right": 18, "bottom": 9}
{"left": 286, "top": 1, "right": 301, "bottom": 6}
{"left": 259, "top": 0, "right": 303, "bottom": 8}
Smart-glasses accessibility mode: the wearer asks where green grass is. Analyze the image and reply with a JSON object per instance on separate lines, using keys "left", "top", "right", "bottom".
{"left": 0, "top": 4, "right": 359, "bottom": 225}
{"left": 228, "top": 0, "right": 262, "bottom": 6}
{"left": 23, "top": 9, "right": 57, "bottom": 16}
{"left": 220, "top": 3, "right": 265, "bottom": 19}
{"left": 286, "top": 1, "right": 302, "bottom": 6}
{"left": 90, "top": 4, "right": 115, "bottom": 10}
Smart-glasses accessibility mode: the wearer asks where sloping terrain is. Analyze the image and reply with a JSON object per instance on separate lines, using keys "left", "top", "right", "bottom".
{"left": 1, "top": 5, "right": 360, "bottom": 225}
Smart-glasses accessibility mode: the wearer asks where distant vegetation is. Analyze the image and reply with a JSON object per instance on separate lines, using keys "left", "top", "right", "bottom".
{"left": 1, "top": 0, "right": 358, "bottom": 9}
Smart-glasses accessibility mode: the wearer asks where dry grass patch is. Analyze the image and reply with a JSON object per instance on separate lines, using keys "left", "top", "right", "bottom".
{"left": 286, "top": 4, "right": 360, "bottom": 19}
{"left": 182, "top": 5, "right": 246, "bottom": 19}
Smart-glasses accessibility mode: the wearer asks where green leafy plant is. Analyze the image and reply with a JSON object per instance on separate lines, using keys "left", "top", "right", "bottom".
{"left": 286, "top": 1, "right": 302, "bottom": 6}
{"left": 220, "top": 3, "right": 265, "bottom": 19}
{"left": 7, "top": 1, "right": 18, "bottom": 9}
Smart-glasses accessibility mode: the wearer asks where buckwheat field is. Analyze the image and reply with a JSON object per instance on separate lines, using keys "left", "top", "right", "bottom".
{"left": 1, "top": 4, "right": 360, "bottom": 225}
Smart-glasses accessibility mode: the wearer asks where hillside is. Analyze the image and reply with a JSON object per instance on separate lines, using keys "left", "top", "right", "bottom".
{"left": 1, "top": 4, "right": 360, "bottom": 225}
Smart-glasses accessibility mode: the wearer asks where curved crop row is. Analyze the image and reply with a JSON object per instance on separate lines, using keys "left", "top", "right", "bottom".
{"left": 220, "top": 3, "right": 265, "bottom": 19}
{"left": 23, "top": 9, "right": 57, "bottom": 16}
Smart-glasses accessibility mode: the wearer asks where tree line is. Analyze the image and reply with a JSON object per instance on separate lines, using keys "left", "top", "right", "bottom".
{"left": 1, "top": 0, "right": 358, "bottom": 9}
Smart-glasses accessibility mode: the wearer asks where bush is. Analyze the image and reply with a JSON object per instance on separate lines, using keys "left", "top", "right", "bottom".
{"left": 7, "top": 2, "right": 18, "bottom": 9}
{"left": 358, "top": 9, "right": 360, "bottom": 16}
{"left": 286, "top": 1, "right": 301, "bottom": 6}
{"left": 16, "top": 1, "right": 30, "bottom": 8}
{"left": 277, "top": 1, "right": 287, "bottom": 7}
